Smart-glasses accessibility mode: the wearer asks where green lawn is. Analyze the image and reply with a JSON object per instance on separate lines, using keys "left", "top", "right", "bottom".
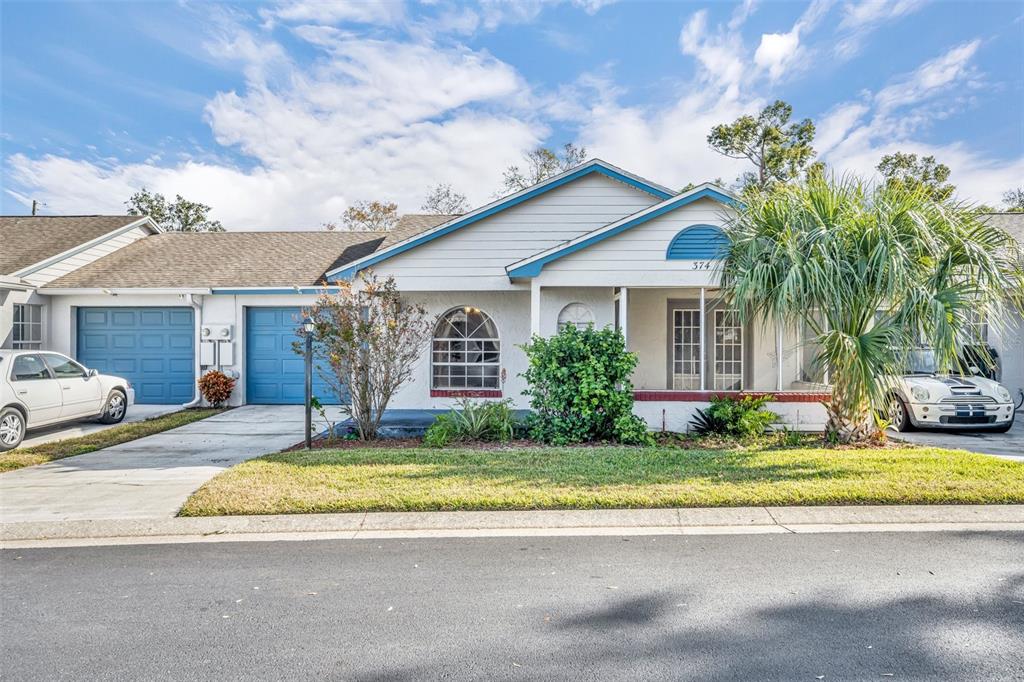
{"left": 179, "top": 444, "right": 1024, "bottom": 516}
{"left": 0, "top": 408, "right": 225, "bottom": 473}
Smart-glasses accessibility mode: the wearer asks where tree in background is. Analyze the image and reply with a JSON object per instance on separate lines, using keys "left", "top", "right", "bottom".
{"left": 125, "top": 188, "right": 224, "bottom": 232}
{"left": 500, "top": 143, "right": 587, "bottom": 195}
{"left": 722, "top": 173, "right": 1023, "bottom": 443}
{"left": 323, "top": 200, "right": 399, "bottom": 232}
{"left": 707, "top": 100, "right": 816, "bottom": 194}
{"left": 297, "top": 274, "right": 433, "bottom": 440}
{"left": 421, "top": 183, "right": 469, "bottom": 214}
{"left": 876, "top": 152, "right": 955, "bottom": 202}
{"left": 1002, "top": 187, "right": 1024, "bottom": 213}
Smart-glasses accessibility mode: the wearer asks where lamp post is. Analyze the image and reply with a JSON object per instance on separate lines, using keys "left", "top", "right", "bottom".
{"left": 303, "top": 316, "right": 315, "bottom": 450}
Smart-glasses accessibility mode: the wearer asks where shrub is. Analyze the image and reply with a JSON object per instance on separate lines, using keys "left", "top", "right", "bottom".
{"left": 689, "top": 394, "right": 777, "bottom": 438}
{"left": 424, "top": 399, "right": 517, "bottom": 447}
{"left": 198, "top": 370, "right": 235, "bottom": 407}
{"left": 521, "top": 325, "right": 652, "bottom": 445}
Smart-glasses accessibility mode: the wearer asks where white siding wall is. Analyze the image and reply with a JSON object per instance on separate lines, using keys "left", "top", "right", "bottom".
{"left": 536, "top": 198, "right": 733, "bottom": 287}
{"left": 992, "top": 311, "right": 1024, "bottom": 401}
{"left": 21, "top": 226, "right": 152, "bottom": 286}
{"left": 373, "top": 174, "right": 660, "bottom": 291}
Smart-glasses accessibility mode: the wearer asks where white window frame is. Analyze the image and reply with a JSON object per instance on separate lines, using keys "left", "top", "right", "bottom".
{"left": 431, "top": 307, "right": 501, "bottom": 390}
{"left": 12, "top": 304, "right": 43, "bottom": 350}
{"left": 713, "top": 309, "right": 743, "bottom": 391}
{"left": 672, "top": 308, "right": 701, "bottom": 389}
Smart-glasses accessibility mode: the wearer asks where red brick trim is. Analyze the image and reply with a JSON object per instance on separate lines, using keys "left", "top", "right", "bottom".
{"left": 633, "top": 390, "right": 830, "bottom": 403}
{"left": 431, "top": 389, "right": 503, "bottom": 398}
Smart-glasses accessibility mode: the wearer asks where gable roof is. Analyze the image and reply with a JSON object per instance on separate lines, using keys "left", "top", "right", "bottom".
{"left": 324, "top": 159, "right": 675, "bottom": 281}
{"left": 43, "top": 231, "right": 385, "bottom": 290}
{"left": 383, "top": 214, "right": 461, "bottom": 247}
{"left": 506, "top": 184, "right": 740, "bottom": 278}
{"left": 0, "top": 215, "right": 156, "bottom": 276}
{"left": 981, "top": 212, "right": 1024, "bottom": 245}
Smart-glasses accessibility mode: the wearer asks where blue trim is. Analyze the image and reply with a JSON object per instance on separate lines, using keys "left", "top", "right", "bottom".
{"left": 212, "top": 287, "right": 341, "bottom": 295}
{"left": 666, "top": 224, "right": 729, "bottom": 260}
{"left": 507, "top": 187, "right": 739, "bottom": 278}
{"left": 325, "top": 163, "right": 675, "bottom": 281}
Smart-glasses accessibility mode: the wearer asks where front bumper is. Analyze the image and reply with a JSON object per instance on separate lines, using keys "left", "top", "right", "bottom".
{"left": 126, "top": 387, "right": 136, "bottom": 406}
{"left": 906, "top": 400, "right": 1014, "bottom": 429}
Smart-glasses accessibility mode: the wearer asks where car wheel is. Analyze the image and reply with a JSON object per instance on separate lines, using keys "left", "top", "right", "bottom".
{"left": 0, "top": 407, "right": 26, "bottom": 451}
{"left": 888, "top": 396, "right": 914, "bottom": 432}
{"left": 99, "top": 390, "right": 128, "bottom": 425}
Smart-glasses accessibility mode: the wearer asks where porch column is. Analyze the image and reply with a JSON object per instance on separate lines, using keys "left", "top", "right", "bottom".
{"left": 530, "top": 279, "right": 541, "bottom": 337}
{"left": 699, "top": 287, "right": 706, "bottom": 391}
{"left": 776, "top": 321, "right": 784, "bottom": 391}
{"left": 619, "top": 286, "right": 628, "bottom": 347}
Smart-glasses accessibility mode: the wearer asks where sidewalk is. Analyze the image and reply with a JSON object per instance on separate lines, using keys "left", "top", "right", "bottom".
{"left": 4, "top": 504, "right": 1022, "bottom": 548}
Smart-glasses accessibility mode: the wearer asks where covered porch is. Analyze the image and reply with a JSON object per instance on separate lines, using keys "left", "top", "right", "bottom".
{"left": 527, "top": 282, "right": 831, "bottom": 431}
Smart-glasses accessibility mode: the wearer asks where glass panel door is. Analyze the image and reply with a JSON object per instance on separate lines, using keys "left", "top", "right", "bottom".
{"left": 672, "top": 309, "right": 701, "bottom": 389}
{"left": 713, "top": 309, "right": 742, "bottom": 390}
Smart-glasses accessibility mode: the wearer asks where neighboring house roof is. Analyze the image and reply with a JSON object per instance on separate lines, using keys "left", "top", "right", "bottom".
{"left": 506, "top": 184, "right": 740, "bottom": 278}
{"left": 0, "top": 215, "right": 154, "bottom": 276}
{"left": 324, "top": 159, "right": 675, "bottom": 281}
{"left": 43, "top": 231, "right": 386, "bottom": 289}
{"left": 981, "top": 212, "right": 1024, "bottom": 245}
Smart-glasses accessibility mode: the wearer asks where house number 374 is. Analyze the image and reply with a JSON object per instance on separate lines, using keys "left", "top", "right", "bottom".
{"left": 691, "top": 261, "right": 711, "bottom": 270}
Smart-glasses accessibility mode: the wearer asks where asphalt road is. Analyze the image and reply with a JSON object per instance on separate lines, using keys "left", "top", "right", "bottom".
{"left": 3, "top": 532, "right": 1023, "bottom": 681}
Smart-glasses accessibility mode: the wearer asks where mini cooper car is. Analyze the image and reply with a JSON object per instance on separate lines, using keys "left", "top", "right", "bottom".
{"left": 0, "top": 350, "right": 134, "bottom": 451}
{"left": 887, "top": 348, "right": 1015, "bottom": 433}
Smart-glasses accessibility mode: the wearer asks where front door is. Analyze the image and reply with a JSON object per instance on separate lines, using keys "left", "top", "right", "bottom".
{"left": 43, "top": 353, "right": 103, "bottom": 419}
{"left": 9, "top": 354, "right": 62, "bottom": 425}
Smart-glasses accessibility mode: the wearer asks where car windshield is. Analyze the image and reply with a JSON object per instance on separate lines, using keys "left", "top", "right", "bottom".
{"left": 903, "top": 348, "right": 938, "bottom": 375}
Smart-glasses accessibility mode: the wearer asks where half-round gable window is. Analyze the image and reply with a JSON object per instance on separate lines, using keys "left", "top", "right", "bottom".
{"left": 666, "top": 224, "right": 729, "bottom": 260}
{"left": 557, "top": 302, "right": 595, "bottom": 331}
{"left": 432, "top": 307, "right": 500, "bottom": 389}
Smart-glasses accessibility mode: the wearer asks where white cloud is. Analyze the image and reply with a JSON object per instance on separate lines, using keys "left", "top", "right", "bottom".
{"left": 754, "top": 29, "right": 801, "bottom": 80}
{"left": 875, "top": 40, "right": 981, "bottom": 113}
{"left": 835, "top": 0, "right": 926, "bottom": 58}
{"left": 261, "top": 0, "right": 406, "bottom": 28}
{"left": 679, "top": 10, "right": 747, "bottom": 100}
{"left": 6, "top": 24, "right": 544, "bottom": 228}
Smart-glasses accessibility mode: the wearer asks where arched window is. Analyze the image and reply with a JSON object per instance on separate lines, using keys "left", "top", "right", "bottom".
{"left": 432, "top": 307, "right": 500, "bottom": 389}
{"left": 557, "top": 302, "right": 595, "bottom": 331}
{"left": 666, "top": 224, "right": 729, "bottom": 260}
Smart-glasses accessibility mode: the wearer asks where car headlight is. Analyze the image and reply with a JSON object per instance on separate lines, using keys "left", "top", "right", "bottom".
{"left": 996, "top": 386, "right": 1011, "bottom": 402}
{"left": 911, "top": 386, "right": 930, "bottom": 402}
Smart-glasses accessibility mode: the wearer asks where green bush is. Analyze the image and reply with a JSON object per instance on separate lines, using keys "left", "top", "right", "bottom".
{"left": 424, "top": 399, "right": 518, "bottom": 447}
{"left": 689, "top": 394, "right": 778, "bottom": 438}
{"left": 521, "top": 325, "right": 653, "bottom": 445}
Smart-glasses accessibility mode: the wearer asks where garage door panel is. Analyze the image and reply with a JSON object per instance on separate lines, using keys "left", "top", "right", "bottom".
{"left": 245, "top": 307, "right": 343, "bottom": 405}
{"left": 76, "top": 307, "right": 194, "bottom": 405}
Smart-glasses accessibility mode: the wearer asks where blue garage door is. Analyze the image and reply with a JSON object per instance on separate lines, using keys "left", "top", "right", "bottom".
{"left": 76, "top": 307, "right": 195, "bottom": 404}
{"left": 245, "top": 307, "right": 343, "bottom": 405}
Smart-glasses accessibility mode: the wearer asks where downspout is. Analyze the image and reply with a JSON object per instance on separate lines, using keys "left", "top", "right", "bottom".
{"left": 182, "top": 293, "right": 204, "bottom": 408}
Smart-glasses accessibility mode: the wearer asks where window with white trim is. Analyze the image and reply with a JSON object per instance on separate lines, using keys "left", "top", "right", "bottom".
{"left": 13, "top": 304, "right": 42, "bottom": 350}
{"left": 672, "top": 309, "right": 701, "bottom": 389}
{"left": 713, "top": 309, "right": 742, "bottom": 390}
{"left": 432, "top": 307, "right": 500, "bottom": 389}
{"left": 557, "top": 302, "right": 595, "bottom": 331}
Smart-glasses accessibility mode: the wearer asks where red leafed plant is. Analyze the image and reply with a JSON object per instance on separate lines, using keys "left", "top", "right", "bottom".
{"left": 198, "top": 370, "right": 235, "bottom": 407}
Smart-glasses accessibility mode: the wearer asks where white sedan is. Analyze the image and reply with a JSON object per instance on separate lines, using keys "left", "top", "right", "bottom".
{"left": 887, "top": 348, "right": 1015, "bottom": 433}
{"left": 0, "top": 350, "right": 134, "bottom": 451}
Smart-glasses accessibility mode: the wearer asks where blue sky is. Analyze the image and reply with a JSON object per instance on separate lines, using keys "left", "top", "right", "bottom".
{"left": 2, "top": 0, "right": 1022, "bottom": 229}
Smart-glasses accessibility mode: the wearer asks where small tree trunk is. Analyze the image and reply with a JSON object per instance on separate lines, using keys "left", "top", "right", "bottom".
{"left": 825, "top": 379, "right": 876, "bottom": 443}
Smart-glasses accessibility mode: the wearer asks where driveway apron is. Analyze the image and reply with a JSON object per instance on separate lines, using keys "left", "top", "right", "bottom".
{"left": 0, "top": 405, "right": 306, "bottom": 522}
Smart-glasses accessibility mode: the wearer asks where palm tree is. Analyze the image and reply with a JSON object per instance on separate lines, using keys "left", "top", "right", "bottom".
{"left": 721, "top": 174, "right": 1023, "bottom": 443}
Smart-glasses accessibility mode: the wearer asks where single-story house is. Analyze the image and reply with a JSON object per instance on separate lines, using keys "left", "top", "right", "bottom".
{"left": 2, "top": 160, "right": 1022, "bottom": 431}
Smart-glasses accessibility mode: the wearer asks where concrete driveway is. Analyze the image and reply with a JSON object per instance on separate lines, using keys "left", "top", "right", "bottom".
{"left": 19, "top": 404, "right": 180, "bottom": 449}
{"left": 0, "top": 405, "right": 310, "bottom": 523}
{"left": 890, "top": 413, "right": 1024, "bottom": 461}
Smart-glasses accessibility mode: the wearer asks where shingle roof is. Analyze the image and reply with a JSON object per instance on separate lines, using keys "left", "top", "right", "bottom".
{"left": 44, "top": 231, "right": 387, "bottom": 289}
{"left": 0, "top": 215, "right": 147, "bottom": 276}
{"left": 382, "top": 214, "right": 460, "bottom": 247}
{"left": 981, "top": 212, "right": 1024, "bottom": 245}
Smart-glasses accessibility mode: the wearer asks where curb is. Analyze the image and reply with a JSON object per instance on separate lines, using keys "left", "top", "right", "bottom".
{"left": 3, "top": 505, "right": 1023, "bottom": 547}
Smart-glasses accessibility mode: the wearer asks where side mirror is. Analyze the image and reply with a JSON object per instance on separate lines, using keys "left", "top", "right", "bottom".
{"left": 968, "top": 365, "right": 981, "bottom": 376}
{"left": 87, "top": 368, "right": 99, "bottom": 378}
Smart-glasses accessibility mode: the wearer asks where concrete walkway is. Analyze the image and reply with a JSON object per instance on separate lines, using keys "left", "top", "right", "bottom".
{"left": 3, "top": 504, "right": 1022, "bottom": 548}
{"left": 0, "top": 405, "right": 306, "bottom": 523}
{"left": 19, "top": 404, "right": 180, "bottom": 449}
